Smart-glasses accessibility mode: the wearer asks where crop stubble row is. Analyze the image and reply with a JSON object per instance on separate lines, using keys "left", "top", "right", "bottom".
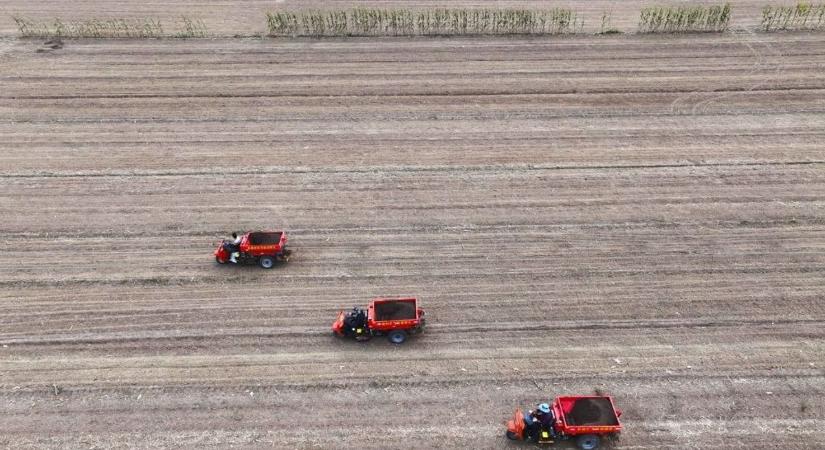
{"left": 0, "top": 34, "right": 824, "bottom": 448}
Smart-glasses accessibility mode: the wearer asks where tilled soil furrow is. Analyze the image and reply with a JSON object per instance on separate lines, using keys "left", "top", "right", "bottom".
{"left": 1, "top": 34, "right": 823, "bottom": 449}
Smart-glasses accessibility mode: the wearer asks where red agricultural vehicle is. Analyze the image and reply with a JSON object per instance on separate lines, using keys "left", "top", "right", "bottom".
{"left": 214, "top": 230, "right": 291, "bottom": 269}
{"left": 506, "top": 396, "right": 622, "bottom": 450}
{"left": 332, "top": 297, "right": 425, "bottom": 344}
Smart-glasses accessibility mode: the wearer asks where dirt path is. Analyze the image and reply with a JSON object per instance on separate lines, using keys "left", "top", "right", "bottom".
{"left": 0, "top": 34, "right": 824, "bottom": 449}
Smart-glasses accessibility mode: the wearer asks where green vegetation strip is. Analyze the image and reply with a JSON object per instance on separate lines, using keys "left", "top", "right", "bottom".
{"left": 266, "top": 8, "right": 584, "bottom": 37}
{"left": 12, "top": 16, "right": 207, "bottom": 38}
{"left": 639, "top": 3, "right": 731, "bottom": 33}
{"left": 13, "top": 4, "right": 825, "bottom": 39}
{"left": 762, "top": 2, "right": 825, "bottom": 31}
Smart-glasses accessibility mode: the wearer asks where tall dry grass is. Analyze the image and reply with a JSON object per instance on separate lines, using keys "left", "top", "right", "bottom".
{"left": 266, "top": 8, "right": 584, "bottom": 37}
{"left": 639, "top": 4, "right": 731, "bottom": 33}
{"left": 12, "top": 16, "right": 207, "bottom": 38}
{"left": 762, "top": 2, "right": 825, "bottom": 31}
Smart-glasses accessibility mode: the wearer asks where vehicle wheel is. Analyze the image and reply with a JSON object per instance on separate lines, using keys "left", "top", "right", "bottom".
{"left": 505, "top": 431, "right": 519, "bottom": 441}
{"left": 259, "top": 256, "right": 275, "bottom": 269}
{"left": 576, "top": 434, "right": 600, "bottom": 450}
{"left": 215, "top": 255, "right": 227, "bottom": 264}
{"left": 387, "top": 330, "right": 407, "bottom": 344}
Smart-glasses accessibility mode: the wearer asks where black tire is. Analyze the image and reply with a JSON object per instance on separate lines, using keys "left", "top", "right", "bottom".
{"left": 387, "top": 330, "right": 407, "bottom": 344}
{"left": 259, "top": 256, "right": 275, "bottom": 269}
{"left": 505, "top": 430, "right": 519, "bottom": 441}
{"left": 215, "top": 255, "right": 227, "bottom": 264}
{"left": 576, "top": 434, "right": 600, "bottom": 450}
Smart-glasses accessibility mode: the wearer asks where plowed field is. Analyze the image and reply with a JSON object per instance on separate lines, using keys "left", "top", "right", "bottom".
{"left": 1, "top": 32, "right": 824, "bottom": 449}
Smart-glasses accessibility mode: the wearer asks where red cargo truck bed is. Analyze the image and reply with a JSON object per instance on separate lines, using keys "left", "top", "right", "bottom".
{"left": 554, "top": 396, "right": 622, "bottom": 436}
{"left": 367, "top": 298, "right": 423, "bottom": 332}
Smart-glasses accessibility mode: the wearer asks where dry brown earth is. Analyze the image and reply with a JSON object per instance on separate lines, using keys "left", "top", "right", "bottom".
{"left": 1, "top": 31, "right": 824, "bottom": 449}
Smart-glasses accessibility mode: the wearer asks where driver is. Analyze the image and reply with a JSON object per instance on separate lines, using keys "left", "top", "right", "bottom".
{"left": 226, "top": 232, "right": 242, "bottom": 263}
{"left": 528, "top": 403, "right": 555, "bottom": 440}
{"left": 345, "top": 307, "right": 367, "bottom": 332}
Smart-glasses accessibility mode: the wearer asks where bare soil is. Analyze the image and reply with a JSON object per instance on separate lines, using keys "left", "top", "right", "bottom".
{"left": 567, "top": 398, "right": 617, "bottom": 426}
{"left": 0, "top": 32, "right": 824, "bottom": 449}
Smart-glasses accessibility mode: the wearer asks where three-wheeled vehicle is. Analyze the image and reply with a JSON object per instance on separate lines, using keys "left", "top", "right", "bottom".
{"left": 215, "top": 230, "right": 291, "bottom": 269}
{"left": 332, "top": 297, "right": 425, "bottom": 344}
{"left": 506, "top": 396, "right": 622, "bottom": 450}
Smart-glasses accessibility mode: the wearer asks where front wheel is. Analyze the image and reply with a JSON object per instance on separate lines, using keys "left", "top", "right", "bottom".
{"left": 387, "top": 330, "right": 407, "bottom": 344}
{"left": 577, "top": 434, "right": 600, "bottom": 450}
{"left": 505, "top": 430, "right": 519, "bottom": 441}
{"left": 215, "top": 255, "right": 227, "bottom": 264}
{"left": 259, "top": 256, "right": 275, "bottom": 269}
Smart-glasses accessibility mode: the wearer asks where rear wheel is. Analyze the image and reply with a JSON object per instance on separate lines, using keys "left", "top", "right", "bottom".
{"left": 576, "top": 434, "right": 600, "bottom": 450}
{"left": 259, "top": 256, "right": 275, "bottom": 269}
{"left": 505, "top": 431, "right": 519, "bottom": 441}
{"left": 387, "top": 330, "right": 407, "bottom": 344}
